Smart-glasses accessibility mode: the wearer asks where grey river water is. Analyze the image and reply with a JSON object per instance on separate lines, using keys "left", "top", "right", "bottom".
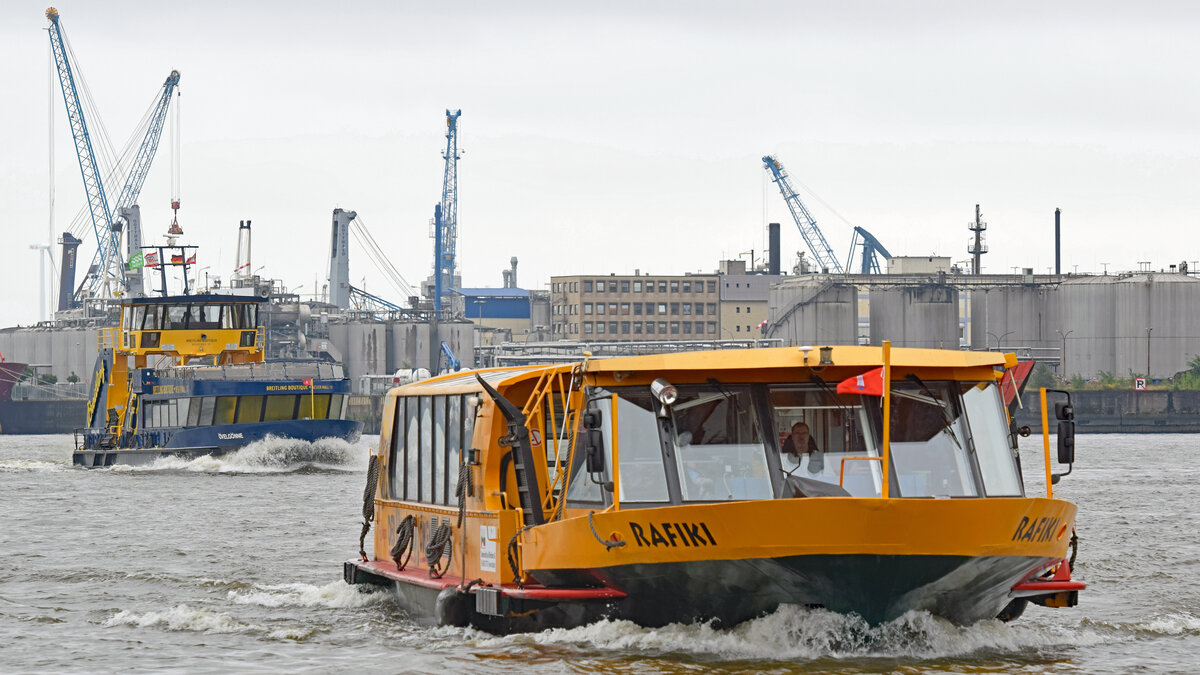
{"left": 1, "top": 432, "right": 1198, "bottom": 673}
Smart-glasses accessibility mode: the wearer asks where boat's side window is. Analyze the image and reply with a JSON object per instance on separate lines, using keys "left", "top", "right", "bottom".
{"left": 186, "top": 398, "right": 201, "bottom": 426}
{"left": 165, "top": 305, "right": 187, "bottom": 330}
{"left": 959, "top": 382, "right": 1022, "bottom": 496}
{"left": 142, "top": 306, "right": 160, "bottom": 330}
{"left": 237, "top": 395, "right": 264, "bottom": 423}
{"left": 166, "top": 400, "right": 179, "bottom": 427}
{"left": 565, "top": 393, "right": 606, "bottom": 505}
{"left": 405, "top": 396, "right": 420, "bottom": 501}
{"left": 329, "top": 394, "right": 344, "bottom": 420}
{"left": 614, "top": 393, "right": 670, "bottom": 503}
{"left": 432, "top": 395, "right": 446, "bottom": 505}
{"left": 197, "top": 396, "right": 216, "bottom": 426}
{"left": 447, "top": 395, "right": 462, "bottom": 501}
{"left": 419, "top": 397, "right": 433, "bottom": 503}
{"left": 263, "top": 394, "right": 296, "bottom": 422}
{"left": 388, "top": 398, "right": 406, "bottom": 500}
{"left": 213, "top": 396, "right": 237, "bottom": 426}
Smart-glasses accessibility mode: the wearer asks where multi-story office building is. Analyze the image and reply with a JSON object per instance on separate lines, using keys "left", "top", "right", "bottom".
{"left": 549, "top": 273, "right": 722, "bottom": 341}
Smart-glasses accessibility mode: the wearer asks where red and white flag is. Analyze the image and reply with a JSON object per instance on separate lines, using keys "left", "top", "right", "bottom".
{"left": 302, "top": 378, "right": 313, "bottom": 386}
{"left": 836, "top": 367, "right": 885, "bottom": 396}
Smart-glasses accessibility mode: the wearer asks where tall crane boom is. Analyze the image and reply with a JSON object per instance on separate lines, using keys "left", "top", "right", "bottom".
{"left": 46, "top": 7, "right": 120, "bottom": 297}
{"left": 433, "top": 109, "right": 461, "bottom": 312}
{"left": 762, "top": 155, "right": 843, "bottom": 274}
{"left": 112, "top": 70, "right": 180, "bottom": 217}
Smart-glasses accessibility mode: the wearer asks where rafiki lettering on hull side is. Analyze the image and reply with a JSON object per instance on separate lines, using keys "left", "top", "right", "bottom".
{"left": 344, "top": 343, "right": 1083, "bottom": 633}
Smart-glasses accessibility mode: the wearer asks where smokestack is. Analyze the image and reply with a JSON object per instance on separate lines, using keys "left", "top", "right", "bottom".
{"left": 234, "top": 220, "right": 252, "bottom": 281}
{"left": 56, "top": 232, "right": 81, "bottom": 312}
{"left": 1055, "top": 208, "right": 1061, "bottom": 276}
{"left": 509, "top": 256, "right": 518, "bottom": 289}
{"left": 768, "top": 223, "right": 781, "bottom": 275}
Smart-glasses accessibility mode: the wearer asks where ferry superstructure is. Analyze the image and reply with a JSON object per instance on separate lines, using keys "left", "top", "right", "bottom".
{"left": 345, "top": 343, "right": 1083, "bottom": 633}
{"left": 75, "top": 294, "right": 359, "bottom": 466}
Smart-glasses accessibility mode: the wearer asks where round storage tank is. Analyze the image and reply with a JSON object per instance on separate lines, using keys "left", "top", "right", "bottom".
{"left": 869, "top": 284, "right": 959, "bottom": 349}
{"left": 767, "top": 278, "right": 858, "bottom": 346}
{"left": 1051, "top": 276, "right": 1117, "bottom": 380}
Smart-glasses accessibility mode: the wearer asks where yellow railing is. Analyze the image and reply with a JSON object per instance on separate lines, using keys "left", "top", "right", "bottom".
{"left": 838, "top": 456, "right": 883, "bottom": 488}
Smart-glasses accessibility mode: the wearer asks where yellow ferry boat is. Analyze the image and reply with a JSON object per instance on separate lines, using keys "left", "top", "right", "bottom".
{"left": 344, "top": 342, "right": 1083, "bottom": 633}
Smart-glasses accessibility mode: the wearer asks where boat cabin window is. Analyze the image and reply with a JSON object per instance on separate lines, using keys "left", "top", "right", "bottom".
{"left": 128, "top": 302, "right": 259, "bottom": 331}
{"left": 877, "top": 380, "right": 979, "bottom": 498}
{"left": 213, "top": 396, "right": 237, "bottom": 426}
{"left": 769, "top": 386, "right": 882, "bottom": 498}
{"left": 670, "top": 386, "right": 773, "bottom": 502}
{"left": 959, "top": 382, "right": 1022, "bottom": 496}
{"left": 613, "top": 393, "right": 671, "bottom": 503}
{"left": 388, "top": 394, "right": 476, "bottom": 506}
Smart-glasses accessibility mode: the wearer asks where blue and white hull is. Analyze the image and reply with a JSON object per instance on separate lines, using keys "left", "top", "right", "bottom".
{"left": 74, "top": 418, "right": 362, "bottom": 467}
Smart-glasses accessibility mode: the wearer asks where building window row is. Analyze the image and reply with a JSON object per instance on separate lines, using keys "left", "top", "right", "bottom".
{"left": 581, "top": 321, "right": 716, "bottom": 336}
{"left": 581, "top": 302, "right": 715, "bottom": 317}
{"left": 570, "top": 279, "right": 717, "bottom": 295}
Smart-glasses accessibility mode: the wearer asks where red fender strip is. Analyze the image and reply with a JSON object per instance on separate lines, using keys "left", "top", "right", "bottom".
{"left": 1011, "top": 558, "right": 1087, "bottom": 593}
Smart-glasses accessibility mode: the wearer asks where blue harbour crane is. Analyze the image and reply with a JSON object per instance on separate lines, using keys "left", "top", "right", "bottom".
{"left": 46, "top": 7, "right": 117, "bottom": 298}
{"left": 762, "top": 155, "right": 844, "bottom": 275}
{"left": 433, "top": 110, "right": 461, "bottom": 312}
{"left": 847, "top": 226, "right": 893, "bottom": 275}
{"left": 45, "top": 7, "right": 180, "bottom": 304}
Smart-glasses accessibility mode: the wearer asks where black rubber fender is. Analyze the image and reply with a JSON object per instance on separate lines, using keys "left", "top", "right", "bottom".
{"left": 435, "top": 586, "right": 472, "bottom": 627}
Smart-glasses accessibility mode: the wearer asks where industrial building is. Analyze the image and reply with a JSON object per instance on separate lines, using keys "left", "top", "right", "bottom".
{"left": 549, "top": 258, "right": 775, "bottom": 342}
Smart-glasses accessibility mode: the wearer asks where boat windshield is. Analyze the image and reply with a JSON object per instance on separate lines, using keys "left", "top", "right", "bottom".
{"left": 768, "top": 385, "right": 882, "bottom": 497}
{"left": 669, "top": 385, "right": 773, "bottom": 501}
{"left": 866, "top": 379, "right": 1022, "bottom": 498}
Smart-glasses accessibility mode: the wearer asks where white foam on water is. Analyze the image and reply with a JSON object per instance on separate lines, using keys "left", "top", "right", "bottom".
{"left": 0, "top": 459, "right": 69, "bottom": 472}
{"left": 104, "top": 435, "right": 368, "bottom": 474}
{"left": 104, "top": 604, "right": 255, "bottom": 634}
{"left": 228, "top": 580, "right": 390, "bottom": 609}
{"left": 1085, "top": 611, "right": 1200, "bottom": 636}
{"left": 480, "top": 605, "right": 1114, "bottom": 661}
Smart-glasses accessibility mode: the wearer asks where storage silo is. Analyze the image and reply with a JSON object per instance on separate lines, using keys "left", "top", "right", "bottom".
{"left": 968, "top": 286, "right": 1056, "bottom": 352}
{"left": 1112, "top": 273, "right": 1200, "bottom": 378}
{"left": 767, "top": 277, "right": 858, "bottom": 346}
{"left": 869, "top": 283, "right": 959, "bottom": 349}
{"left": 1051, "top": 276, "right": 1117, "bottom": 380}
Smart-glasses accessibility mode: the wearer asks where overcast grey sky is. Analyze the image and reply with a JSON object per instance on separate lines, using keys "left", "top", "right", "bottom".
{"left": 2, "top": 1, "right": 1198, "bottom": 327}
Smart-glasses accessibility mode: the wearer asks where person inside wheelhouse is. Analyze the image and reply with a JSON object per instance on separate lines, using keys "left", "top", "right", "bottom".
{"left": 562, "top": 375, "right": 1024, "bottom": 508}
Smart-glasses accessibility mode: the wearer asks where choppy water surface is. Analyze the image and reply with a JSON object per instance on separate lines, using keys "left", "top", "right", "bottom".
{"left": 1, "top": 433, "right": 1197, "bottom": 673}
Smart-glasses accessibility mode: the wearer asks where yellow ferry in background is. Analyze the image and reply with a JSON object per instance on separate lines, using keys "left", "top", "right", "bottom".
{"left": 345, "top": 343, "right": 1083, "bottom": 633}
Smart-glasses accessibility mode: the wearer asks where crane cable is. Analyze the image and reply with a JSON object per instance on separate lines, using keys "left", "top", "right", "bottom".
{"left": 349, "top": 215, "right": 417, "bottom": 299}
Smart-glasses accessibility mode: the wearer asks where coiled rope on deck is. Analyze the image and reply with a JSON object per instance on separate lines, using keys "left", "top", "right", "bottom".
{"left": 426, "top": 522, "right": 453, "bottom": 579}
{"left": 455, "top": 463, "right": 472, "bottom": 528}
{"left": 358, "top": 455, "right": 380, "bottom": 560}
{"left": 506, "top": 526, "right": 531, "bottom": 588}
{"left": 391, "top": 514, "right": 415, "bottom": 570}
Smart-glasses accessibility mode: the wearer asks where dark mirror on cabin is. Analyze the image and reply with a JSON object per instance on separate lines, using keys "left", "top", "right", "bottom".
{"left": 1057, "top": 420, "right": 1075, "bottom": 464}
{"left": 584, "top": 429, "right": 605, "bottom": 473}
{"left": 1054, "top": 401, "right": 1074, "bottom": 422}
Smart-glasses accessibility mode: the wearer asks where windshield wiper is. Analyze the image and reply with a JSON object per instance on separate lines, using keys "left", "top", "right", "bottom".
{"left": 904, "top": 374, "right": 963, "bottom": 451}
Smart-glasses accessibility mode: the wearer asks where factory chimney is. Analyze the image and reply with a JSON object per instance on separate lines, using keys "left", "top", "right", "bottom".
{"left": 1055, "top": 208, "right": 1061, "bottom": 276}
{"left": 509, "top": 257, "right": 518, "bottom": 288}
{"left": 768, "top": 223, "right": 781, "bottom": 275}
{"left": 234, "top": 220, "right": 252, "bottom": 282}
{"left": 56, "top": 232, "right": 81, "bottom": 311}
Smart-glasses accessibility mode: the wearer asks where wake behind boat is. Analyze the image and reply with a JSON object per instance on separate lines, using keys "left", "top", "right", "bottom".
{"left": 74, "top": 292, "right": 360, "bottom": 467}
{"left": 345, "top": 343, "right": 1083, "bottom": 633}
